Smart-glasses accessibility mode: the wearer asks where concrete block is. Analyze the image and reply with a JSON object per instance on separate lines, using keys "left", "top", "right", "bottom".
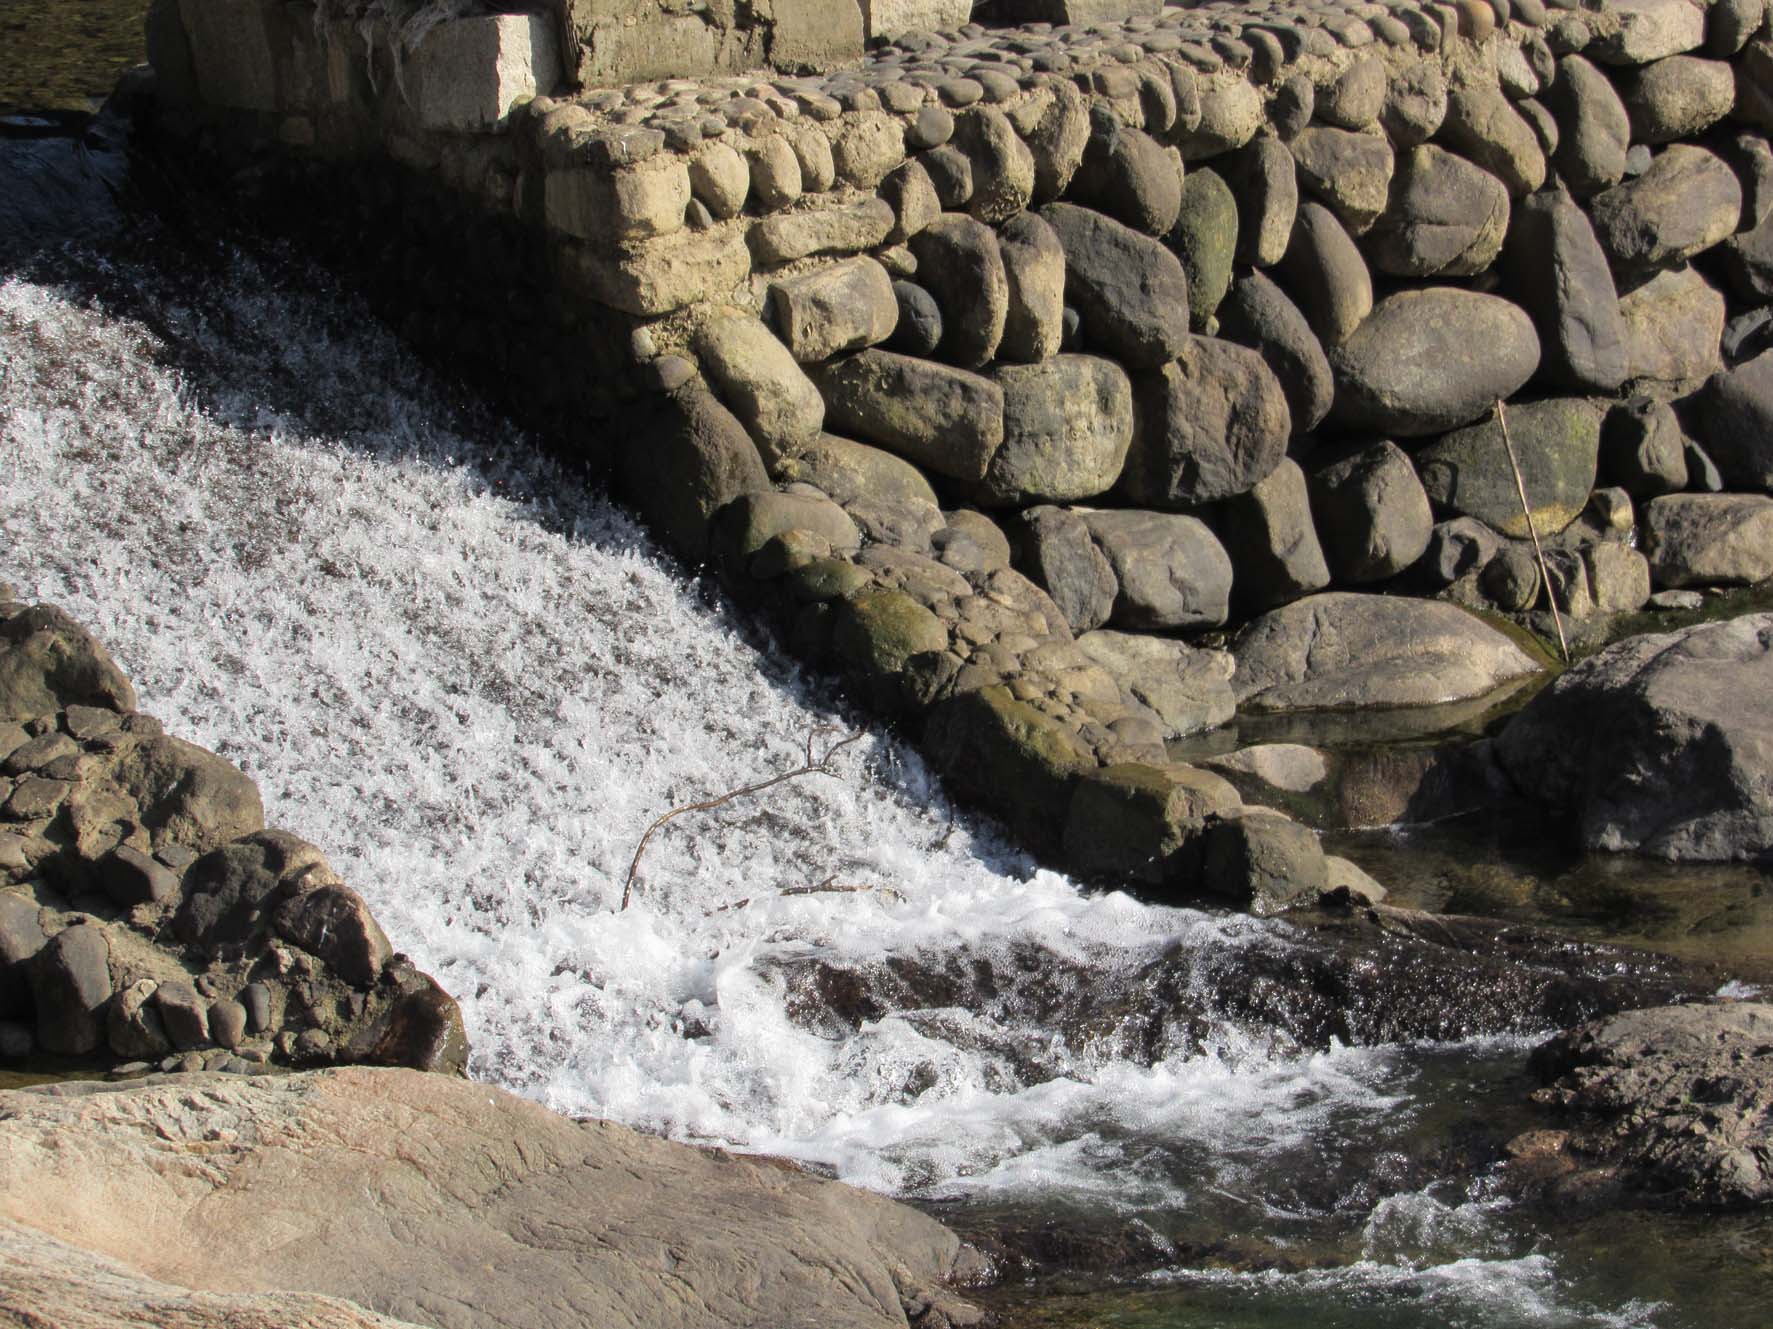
{"left": 407, "top": 14, "right": 561, "bottom": 133}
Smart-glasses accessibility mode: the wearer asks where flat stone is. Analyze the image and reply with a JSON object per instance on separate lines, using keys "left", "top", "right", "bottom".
{"left": 1288, "top": 126, "right": 1394, "bottom": 234}
{"left": 1080, "top": 509, "right": 1234, "bottom": 630}
{"left": 812, "top": 350, "right": 1004, "bottom": 481}
{"left": 99, "top": 844, "right": 181, "bottom": 907}
{"left": 1328, "top": 289, "right": 1540, "bottom": 437}
{"left": 1588, "top": 145, "right": 1742, "bottom": 275}
{"left": 767, "top": 258, "right": 898, "bottom": 363}
{"left": 748, "top": 197, "right": 895, "bottom": 265}
{"left": 1073, "top": 631, "right": 1237, "bottom": 737}
{"left": 1120, "top": 337, "right": 1291, "bottom": 508}
{"left": 766, "top": 433, "right": 939, "bottom": 509}
{"left": 1643, "top": 493, "right": 1773, "bottom": 587}
{"left": 1039, "top": 202, "right": 1192, "bottom": 368}
{"left": 974, "top": 356, "right": 1134, "bottom": 507}
{"left": 1232, "top": 592, "right": 1542, "bottom": 712}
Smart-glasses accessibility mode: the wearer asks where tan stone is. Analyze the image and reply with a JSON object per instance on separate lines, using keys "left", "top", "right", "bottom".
{"left": 750, "top": 197, "right": 896, "bottom": 265}
{"left": 690, "top": 143, "right": 750, "bottom": 220}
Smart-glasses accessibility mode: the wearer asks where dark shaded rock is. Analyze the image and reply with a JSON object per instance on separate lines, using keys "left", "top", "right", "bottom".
{"left": 906, "top": 214, "right": 1008, "bottom": 368}
{"left": 0, "top": 891, "right": 48, "bottom": 1016}
{"left": 955, "top": 105, "right": 1036, "bottom": 225}
{"left": 1501, "top": 188, "right": 1630, "bottom": 392}
{"left": 112, "top": 734, "right": 265, "bottom": 854}
{"left": 1232, "top": 593, "right": 1542, "bottom": 711}
{"left": 1218, "top": 458, "right": 1332, "bottom": 613}
{"left": 209, "top": 998, "right": 248, "bottom": 1050}
{"left": 1497, "top": 615, "right": 1773, "bottom": 859}
{"left": 976, "top": 356, "right": 1133, "bottom": 507}
{"left": 812, "top": 350, "right": 1004, "bottom": 481}
{"left": 1716, "top": 128, "right": 1773, "bottom": 232}
{"left": 1481, "top": 545, "right": 1543, "bottom": 611}
{"left": 1419, "top": 517, "right": 1504, "bottom": 587}
{"left": 98, "top": 845, "right": 180, "bottom": 907}
{"left": 1721, "top": 204, "right": 1773, "bottom": 301}
{"left": 1223, "top": 136, "right": 1297, "bottom": 267}
{"left": 886, "top": 280, "right": 942, "bottom": 356}
{"left": 1708, "top": 0, "right": 1767, "bottom": 56}
{"left": 1215, "top": 270, "right": 1334, "bottom": 433}
{"left": 920, "top": 144, "right": 973, "bottom": 209}
{"left": 1040, "top": 202, "right": 1192, "bottom": 368}
{"left": 1010, "top": 506, "right": 1118, "bottom": 634}
{"left": 1543, "top": 54, "right": 1631, "bottom": 194}
{"left": 1601, "top": 395, "right": 1688, "bottom": 496}
{"left": 766, "top": 433, "right": 938, "bottom": 511}
{"left": 154, "top": 979, "right": 210, "bottom": 1051}
{"left": 349, "top": 960, "right": 470, "bottom": 1076}
{"left": 1288, "top": 126, "right": 1394, "bottom": 234}
{"left": 30, "top": 924, "right": 111, "bottom": 1056}
{"left": 1170, "top": 167, "right": 1238, "bottom": 328}
{"left": 1643, "top": 493, "right": 1773, "bottom": 587}
{"left": 1120, "top": 337, "right": 1291, "bottom": 508}
{"left": 274, "top": 885, "right": 395, "bottom": 990}
{"left": 623, "top": 386, "right": 770, "bottom": 563}
{"left": 996, "top": 210, "right": 1066, "bottom": 363}
{"left": 1275, "top": 201, "right": 1372, "bottom": 347}
{"left": 1306, "top": 439, "right": 1434, "bottom": 583}
{"left": 1202, "top": 811, "right": 1326, "bottom": 914}
{"left": 1062, "top": 762, "right": 1241, "bottom": 886}
{"left": 105, "top": 978, "right": 169, "bottom": 1059}
{"left": 1415, "top": 397, "right": 1602, "bottom": 538}
{"left": 924, "top": 686, "right": 1095, "bottom": 852}
{"left": 173, "top": 830, "right": 331, "bottom": 950}
{"left": 1525, "top": 1002, "right": 1773, "bottom": 1207}
{"left": 1068, "top": 109, "right": 1181, "bottom": 235}
{"left": 1080, "top": 510, "right": 1235, "bottom": 630}
{"left": 1691, "top": 347, "right": 1773, "bottom": 489}
{"left": 1327, "top": 289, "right": 1541, "bottom": 436}
{"left": 0, "top": 605, "right": 136, "bottom": 722}
{"left": 1365, "top": 144, "right": 1510, "bottom": 277}
{"left": 1588, "top": 145, "right": 1742, "bottom": 274}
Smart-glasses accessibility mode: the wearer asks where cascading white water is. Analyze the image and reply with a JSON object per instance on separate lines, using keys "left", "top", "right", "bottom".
{"left": 0, "top": 240, "right": 1672, "bottom": 1325}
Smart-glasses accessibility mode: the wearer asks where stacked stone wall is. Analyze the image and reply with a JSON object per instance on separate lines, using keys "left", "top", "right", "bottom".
{"left": 145, "top": 0, "right": 1773, "bottom": 906}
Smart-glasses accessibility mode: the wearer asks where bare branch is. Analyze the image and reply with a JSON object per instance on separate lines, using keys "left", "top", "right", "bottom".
{"left": 703, "top": 880, "right": 903, "bottom": 917}
{"left": 620, "top": 728, "right": 867, "bottom": 911}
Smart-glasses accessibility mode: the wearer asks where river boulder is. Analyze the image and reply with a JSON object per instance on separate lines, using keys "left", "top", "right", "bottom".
{"left": 1497, "top": 615, "right": 1773, "bottom": 860}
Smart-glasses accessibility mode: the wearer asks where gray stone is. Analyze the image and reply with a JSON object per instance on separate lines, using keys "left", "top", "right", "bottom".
{"left": 954, "top": 106, "right": 1036, "bottom": 225}
{"left": 1217, "top": 458, "right": 1332, "bottom": 613}
{"left": 919, "top": 145, "right": 973, "bottom": 209}
{"left": 1587, "top": 541, "right": 1653, "bottom": 613}
{"left": 906, "top": 214, "right": 1008, "bottom": 368}
{"left": 689, "top": 143, "right": 749, "bottom": 220}
{"left": 1232, "top": 592, "right": 1542, "bottom": 711}
{"left": 624, "top": 386, "right": 770, "bottom": 563}
{"left": 1069, "top": 109, "right": 1182, "bottom": 236}
{"left": 1692, "top": 348, "right": 1773, "bottom": 489}
{"left": 1073, "top": 631, "right": 1237, "bottom": 737}
{"left": 1202, "top": 811, "right": 1326, "bottom": 914}
{"left": 812, "top": 350, "right": 1004, "bottom": 481}
{"left": 715, "top": 491, "right": 863, "bottom": 562}
{"left": 1588, "top": 146, "right": 1742, "bottom": 274}
{"left": 113, "top": 733, "right": 264, "bottom": 854}
{"left": 105, "top": 978, "right": 170, "bottom": 1059}
{"left": 695, "top": 314, "right": 824, "bottom": 453}
{"left": 1062, "top": 762, "right": 1241, "bottom": 886}
{"left": 1717, "top": 130, "right": 1773, "bottom": 233}
{"left": 1024, "top": 79, "right": 1090, "bottom": 201}
{"left": 405, "top": 13, "right": 559, "bottom": 133}
{"left": 1501, "top": 188, "right": 1630, "bottom": 392}
{"left": 975, "top": 356, "right": 1134, "bottom": 507}
{"left": 1214, "top": 271, "right": 1333, "bottom": 436}
{"left": 0, "top": 891, "right": 47, "bottom": 1015}
{"left": 1320, "top": 56, "right": 1387, "bottom": 131}
{"left": 996, "top": 212, "right": 1066, "bottom": 366}
{"left": 242, "top": 981, "right": 274, "bottom": 1032}
{"left": 1441, "top": 85, "right": 1547, "bottom": 198}
{"left": 878, "top": 159, "right": 938, "bottom": 243}
{"left": 1416, "top": 397, "right": 1602, "bottom": 539}
{"left": 886, "top": 280, "right": 942, "bottom": 356}
{"left": 1365, "top": 145, "right": 1510, "bottom": 278}
{"left": 925, "top": 686, "right": 1095, "bottom": 850}
{"left": 767, "top": 259, "right": 898, "bottom": 364}
{"left": 98, "top": 845, "right": 181, "bottom": 907}
{"left": 1039, "top": 203, "right": 1192, "bottom": 368}
{"left": 208, "top": 998, "right": 248, "bottom": 1050}
{"left": 1306, "top": 440, "right": 1434, "bottom": 583}
{"left": 1709, "top": 0, "right": 1767, "bottom": 56}
{"left": 1121, "top": 337, "right": 1291, "bottom": 508}
{"left": 766, "top": 433, "right": 939, "bottom": 509}
{"left": 1620, "top": 55, "right": 1737, "bottom": 141}
{"left": 1730, "top": 40, "right": 1773, "bottom": 131}
{"left": 1481, "top": 545, "right": 1543, "bottom": 612}
{"left": 1010, "top": 507, "right": 1118, "bottom": 634}
{"left": 1497, "top": 615, "right": 1773, "bottom": 861}
{"left": 1722, "top": 205, "right": 1773, "bottom": 302}
{"left": 1544, "top": 55, "right": 1631, "bottom": 194}
{"left": 1181, "top": 78, "right": 1264, "bottom": 160}
{"left": 1601, "top": 395, "right": 1688, "bottom": 497}
{"left": 748, "top": 136, "right": 803, "bottom": 212}
{"left": 1288, "top": 127, "right": 1394, "bottom": 234}
{"left": 1723, "top": 307, "right": 1773, "bottom": 365}
{"left": 1081, "top": 510, "right": 1235, "bottom": 630}
{"left": 0, "top": 605, "right": 136, "bottom": 722}
{"left": 748, "top": 197, "right": 895, "bottom": 265}
{"left": 1223, "top": 136, "right": 1297, "bottom": 268}
{"left": 1591, "top": 0, "right": 1706, "bottom": 66}
{"left": 1617, "top": 264, "right": 1726, "bottom": 388}
{"left": 153, "top": 979, "right": 211, "bottom": 1051}
{"left": 1421, "top": 517, "right": 1505, "bottom": 587}
{"left": 1643, "top": 494, "right": 1773, "bottom": 587}
{"left": 30, "top": 925, "right": 111, "bottom": 1055}
{"left": 1381, "top": 58, "right": 1448, "bottom": 148}
{"left": 1275, "top": 202, "right": 1373, "bottom": 348}
{"left": 1170, "top": 167, "right": 1238, "bottom": 329}
{"left": 1328, "top": 289, "right": 1541, "bottom": 436}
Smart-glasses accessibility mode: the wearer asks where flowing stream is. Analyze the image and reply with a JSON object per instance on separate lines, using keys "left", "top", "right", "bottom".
{"left": 3, "top": 132, "right": 1771, "bottom": 1326}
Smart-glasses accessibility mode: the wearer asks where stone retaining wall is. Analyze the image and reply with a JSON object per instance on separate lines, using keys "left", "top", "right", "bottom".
{"left": 143, "top": 0, "right": 1773, "bottom": 906}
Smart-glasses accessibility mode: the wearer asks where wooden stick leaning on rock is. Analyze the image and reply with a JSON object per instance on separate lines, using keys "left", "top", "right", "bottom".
{"left": 621, "top": 726, "right": 868, "bottom": 911}
{"left": 1495, "top": 397, "right": 1570, "bottom": 664}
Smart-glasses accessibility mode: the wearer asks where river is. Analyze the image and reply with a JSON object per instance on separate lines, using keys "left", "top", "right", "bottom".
{"left": 3, "top": 113, "right": 1771, "bottom": 1327}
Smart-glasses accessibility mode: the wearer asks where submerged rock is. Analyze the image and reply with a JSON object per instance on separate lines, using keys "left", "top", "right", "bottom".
{"left": 1496, "top": 615, "right": 1773, "bottom": 860}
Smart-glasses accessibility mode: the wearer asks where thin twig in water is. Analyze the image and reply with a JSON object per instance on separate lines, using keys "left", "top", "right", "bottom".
{"left": 620, "top": 727, "right": 867, "bottom": 911}
{"left": 1495, "top": 398, "right": 1570, "bottom": 663}
{"left": 703, "top": 876, "right": 904, "bottom": 917}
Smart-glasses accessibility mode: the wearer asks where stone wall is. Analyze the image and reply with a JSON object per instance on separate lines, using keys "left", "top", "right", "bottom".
{"left": 143, "top": 0, "right": 1773, "bottom": 906}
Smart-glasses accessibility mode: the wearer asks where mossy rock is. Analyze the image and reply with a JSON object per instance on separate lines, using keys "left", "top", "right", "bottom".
{"left": 1062, "top": 762, "right": 1242, "bottom": 886}
{"left": 833, "top": 590, "right": 948, "bottom": 677}
{"left": 923, "top": 685, "right": 1095, "bottom": 852}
